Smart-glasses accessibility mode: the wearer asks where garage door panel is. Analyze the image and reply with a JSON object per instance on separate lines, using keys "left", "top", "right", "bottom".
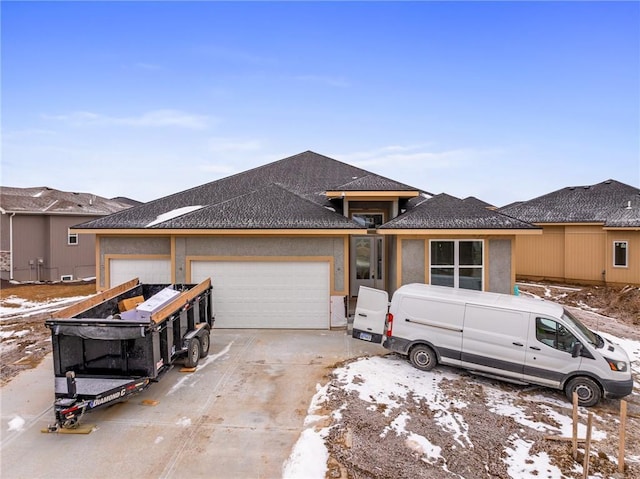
{"left": 191, "top": 261, "right": 329, "bottom": 329}
{"left": 110, "top": 259, "right": 171, "bottom": 288}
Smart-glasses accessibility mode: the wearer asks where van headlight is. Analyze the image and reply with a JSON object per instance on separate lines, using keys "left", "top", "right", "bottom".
{"left": 605, "top": 357, "right": 627, "bottom": 372}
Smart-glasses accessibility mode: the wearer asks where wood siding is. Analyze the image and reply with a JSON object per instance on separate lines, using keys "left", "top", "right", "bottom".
{"left": 514, "top": 226, "right": 565, "bottom": 279}
{"left": 515, "top": 225, "right": 640, "bottom": 285}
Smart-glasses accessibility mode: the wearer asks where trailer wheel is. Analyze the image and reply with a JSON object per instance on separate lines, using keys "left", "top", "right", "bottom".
{"left": 184, "top": 339, "right": 201, "bottom": 368}
{"left": 564, "top": 376, "right": 601, "bottom": 407}
{"left": 409, "top": 345, "right": 437, "bottom": 371}
{"left": 199, "top": 330, "right": 210, "bottom": 358}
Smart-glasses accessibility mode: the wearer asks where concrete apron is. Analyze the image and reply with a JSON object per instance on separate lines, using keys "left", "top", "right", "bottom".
{"left": 0, "top": 329, "right": 384, "bottom": 479}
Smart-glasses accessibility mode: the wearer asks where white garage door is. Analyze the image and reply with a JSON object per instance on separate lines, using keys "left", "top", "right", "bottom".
{"left": 191, "top": 261, "right": 330, "bottom": 329}
{"left": 109, "top": 259, "right": 171, "bottom": 288}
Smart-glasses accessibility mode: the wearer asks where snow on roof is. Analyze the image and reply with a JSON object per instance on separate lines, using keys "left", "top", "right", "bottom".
{"left": 146, "top": 205, "right": 204, "bottom": 227}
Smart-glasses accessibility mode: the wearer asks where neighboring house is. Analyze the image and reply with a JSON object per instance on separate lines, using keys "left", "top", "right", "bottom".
{"left": 74, "top": 151, "right": 538, "bottom": 329}
{"left": 0, "top": 186, "right": 139, "bottom": 282}
{"left": 499, "top": 179, "right": 640, "bottom": 285}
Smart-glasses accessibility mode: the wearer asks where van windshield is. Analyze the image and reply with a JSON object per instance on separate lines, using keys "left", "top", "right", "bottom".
{"left": 562, "top": 309, "right": 600, "bottom": 347}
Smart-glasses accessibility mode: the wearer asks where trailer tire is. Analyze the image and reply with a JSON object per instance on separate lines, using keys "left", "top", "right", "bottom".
{"left": 564, "top": 376, "right": 601, "bottom": 407}
{"left": 409, "top": 345, "right": 437, "bottom": 371}
{"left": 184, "top": 339, "right": 201, "bottom": 368}
{"left": 199, "top": 330, "right": 210, "bottom": 358}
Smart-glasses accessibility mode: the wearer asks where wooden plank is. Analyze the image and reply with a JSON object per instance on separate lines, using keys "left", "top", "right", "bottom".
{"left": 619, "top": 400, "right": 627, "bottom": 473}
{"left": 583, "top": 413, "right": 593, "bottom": 479}
{"left": 51, "top": 278, "right": 140, "bottom": 319}
{"left": 544, "top": 435, "right": 597, "bottom": 443}
{"left": 150, "top": 278, "right": 212, "bottom": 324}
{"left": 572, "top": 391, "right": 579, "bottom": 460}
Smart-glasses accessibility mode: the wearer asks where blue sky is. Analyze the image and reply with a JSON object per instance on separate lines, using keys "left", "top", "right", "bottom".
{"left": 2, "top": 1, "right": 639, "bottom": 206}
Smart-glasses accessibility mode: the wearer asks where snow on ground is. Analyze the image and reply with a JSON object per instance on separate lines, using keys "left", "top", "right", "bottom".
{"left": 285, "top": 334, "right": 640, "bottom": 479}
{"left": 0, "top": 295, "right": 92, "bottom": 320}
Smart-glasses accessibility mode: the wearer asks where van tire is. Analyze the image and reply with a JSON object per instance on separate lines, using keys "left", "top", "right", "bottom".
{"left": 184, "top": 339, "right": 201, "bottom": 368}
{"left": 409, "top": 345, "right": 437, "bottom": 371}
{"left": 565, "top": 377, "right": 601, "bottom": 407}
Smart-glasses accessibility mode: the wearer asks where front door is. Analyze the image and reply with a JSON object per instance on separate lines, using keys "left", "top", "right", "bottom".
{"left": 351, "top": 236, "right": 385, "bottom": 295}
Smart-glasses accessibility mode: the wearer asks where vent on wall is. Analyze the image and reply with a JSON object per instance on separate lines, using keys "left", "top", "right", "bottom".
{"left": 61, "top": 275, "right": 73, "bottom": 281}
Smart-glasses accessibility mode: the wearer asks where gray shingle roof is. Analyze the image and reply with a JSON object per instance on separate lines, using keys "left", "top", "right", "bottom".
{"left": 150, "top": 185, "right": 361, "bottom": 229}
{"left": 75, "top": 151, "right": 427, "bottom": 230}
{"left": 498, "top": 179, "right": 640, "bottom": 227}
{"left": 0, "top": 186, "right": 135, "bottom": 216}
{"left": 380, "top": 193, "right": 537, "bottom": 230}
{"left": 332, "top": 174, "right": 422, "bottom": 192}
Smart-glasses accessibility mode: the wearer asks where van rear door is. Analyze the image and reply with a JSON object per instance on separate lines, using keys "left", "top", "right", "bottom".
{"left": 352, "top": 286, "right": 388, "bottom": 343}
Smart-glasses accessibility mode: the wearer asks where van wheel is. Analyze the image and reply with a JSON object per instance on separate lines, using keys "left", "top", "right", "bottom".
{"left": 199, "top": 330, "right": 210, "bottom": 358}
{"left": 565, "top": 377, "right": 601, "bottom": 407}
{"left": 410, "top": 345, "right": 437, "bottom": 371}
{"left": 184, "top": 339, "right": 201, "bottom": 368}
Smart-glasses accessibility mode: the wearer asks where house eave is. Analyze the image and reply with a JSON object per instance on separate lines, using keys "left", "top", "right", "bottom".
{"left": 325, "top": 190, "right": 420, "bottom": 200}
{"left": 377, "top": 228, "right": 542, "bottom": 236}
{"left": 73, "top": 228, "right": 365, "bottom": 236}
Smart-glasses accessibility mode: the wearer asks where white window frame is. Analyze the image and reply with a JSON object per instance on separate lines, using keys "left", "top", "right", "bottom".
{"left": 68, "top": 230, "right": 78, "bottom": 245}
{"left": 613, "top": 241, "right": 628, "bottom": 268}
{"left": 61, "top": 274, "right": 73, "bottom": 281}
{"left": 429, "top": 239, "right": 484, "bottom": 290}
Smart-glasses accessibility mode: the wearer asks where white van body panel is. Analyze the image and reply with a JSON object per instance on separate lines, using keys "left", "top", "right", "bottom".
{"left": 352, "top": 286, "right": 388, "bottom": 343}
{"left": 391, "top": 293, "right": 465, "bottom": 367}
{"left": 352, "top": 283, "right": 633, "bottom": 405}
{"left": 460, "top": 305, "right": 530, "bottom": 381}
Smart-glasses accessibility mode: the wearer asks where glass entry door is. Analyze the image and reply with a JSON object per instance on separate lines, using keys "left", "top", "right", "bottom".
{"left": 351, "top": 236, "right": 384, "bottom": 294}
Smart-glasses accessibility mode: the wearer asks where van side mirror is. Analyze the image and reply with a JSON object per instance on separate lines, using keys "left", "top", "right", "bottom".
{"left": 571, "top": 342, "right": 583, "bottom": 358}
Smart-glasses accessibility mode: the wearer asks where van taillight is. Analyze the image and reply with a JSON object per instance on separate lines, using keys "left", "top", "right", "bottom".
{"left": 386, "top": 313, "right": 393, "bottom": 337}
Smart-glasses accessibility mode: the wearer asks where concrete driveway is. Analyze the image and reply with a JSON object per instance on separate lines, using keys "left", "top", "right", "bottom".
{"left": 0, "top": 329, "right": 383, "bottom": 479}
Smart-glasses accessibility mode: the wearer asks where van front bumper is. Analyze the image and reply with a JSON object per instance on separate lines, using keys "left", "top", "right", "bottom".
{"left": 602, "top": 377, "right": 634, "bottom": 399}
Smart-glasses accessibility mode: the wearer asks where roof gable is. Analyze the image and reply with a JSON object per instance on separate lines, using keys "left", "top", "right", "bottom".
{"left": 76, "top": 151, "right": 424, "bottom": 230}
{"left": 498, "top": 179, "right": 640, "bottom": 226}
{"left": 148, "top": 184, "right": 362, "bottom": 229}
{"left": 381, "top": 193, "right": 536, "bottom": 230}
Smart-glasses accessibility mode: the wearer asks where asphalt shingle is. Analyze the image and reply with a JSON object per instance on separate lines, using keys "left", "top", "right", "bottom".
{"left": 498, "top": 179, "right": 640, "bottom": 227}
{"left": 381, "top": 193, "right": 537, "bottom": 230}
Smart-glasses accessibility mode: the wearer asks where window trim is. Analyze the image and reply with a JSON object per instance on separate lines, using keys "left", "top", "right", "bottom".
{"left": 613, "top": 241, "right": 628, "bottom": 268}
{"left": 68, "top": 230, "right": 78, "bottom": 246}
{"left": 428, "top": 239, "right": 484, "bottom": 290}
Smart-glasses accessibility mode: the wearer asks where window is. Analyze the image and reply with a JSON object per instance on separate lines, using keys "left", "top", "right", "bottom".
{"left": 351, "top": 213, "right": 384, "bottom": 228}
{"left": 429, "top": 240, "right": 483, "bottom": 290}
{"left": 536, "top": 317, "right": 578, "bottom": 353}
{"left": 614, "top": 241, "right": 628, "bottom": 267}
{"left": 61, "top": 275, "right": 73, "bottom": 281}
{"left": 68, "top": 231, "right": 78, "bottom": 245}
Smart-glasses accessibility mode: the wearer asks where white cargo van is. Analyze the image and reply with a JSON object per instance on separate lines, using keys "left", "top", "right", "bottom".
{"left": 352, "top": 284, "right": 633, "bottom": 406}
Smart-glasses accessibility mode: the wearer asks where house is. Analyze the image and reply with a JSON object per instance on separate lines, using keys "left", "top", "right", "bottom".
{"left": 499, "top": 179, "right": 640, "bottom": 285}
{"left": 73, "top": 151, "right": 538, "bottom": 329}
{"left": 0, "top": 186, "right": 139, "bottom": 282}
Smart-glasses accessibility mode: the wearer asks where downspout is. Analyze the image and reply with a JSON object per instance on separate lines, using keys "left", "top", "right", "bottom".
{"left": 9, "top": 212, "right": 15, "bottom": 280}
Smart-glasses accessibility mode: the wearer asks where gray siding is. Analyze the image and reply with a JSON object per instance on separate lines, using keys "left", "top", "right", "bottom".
{"left": 488, "top": 239, "right": 512, "bottom": 294}
{"left": 99, "top": 236, "right": 172, "bottom": 286}
{"left": 401, "top": 239, "right": 426, "bottom": 286}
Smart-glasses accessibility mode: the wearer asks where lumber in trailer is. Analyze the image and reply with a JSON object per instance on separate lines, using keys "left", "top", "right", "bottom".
{"left": 150, "top": 278, "right": 212, "bottom": 324}
{"left": 51, "top": 278, "right": 140, "bottom": 319}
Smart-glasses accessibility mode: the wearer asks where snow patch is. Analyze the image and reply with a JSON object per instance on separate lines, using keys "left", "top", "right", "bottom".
{"left": 176, "top": 417, "right": 191, "bottom": 427}
{"left": 282, "top": 427, "right": 329, "bottom": 479}
{"left": 8, "top": 416, "right": 25, "bottom": 432}
{"left": 146, "top": 206, "right": 203, "bottom": 227}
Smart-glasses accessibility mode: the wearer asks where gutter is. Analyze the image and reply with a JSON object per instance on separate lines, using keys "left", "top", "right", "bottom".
{"left": 10, "top": 212, "right": 15, "bottom": 279}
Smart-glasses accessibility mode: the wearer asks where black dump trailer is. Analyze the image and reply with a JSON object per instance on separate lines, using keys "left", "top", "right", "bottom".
{"left": 45, "top": 277, "right": 214, "bottom": 431}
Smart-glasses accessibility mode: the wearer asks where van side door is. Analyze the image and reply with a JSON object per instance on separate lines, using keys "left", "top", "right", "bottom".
{"left": 352, "top": 286, "right": 388, "bottom": 344}
{"left": 524, "top": 316, "right": 582, "bottom": 388}
{"left": 460, "top": 305, "right": 529, "bottom": 380}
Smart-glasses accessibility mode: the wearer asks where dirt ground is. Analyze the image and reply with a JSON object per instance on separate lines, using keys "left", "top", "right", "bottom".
{"left": 0, "top": 279, "right": 96, "bottom": 385}
{"left": 1, "top": 280, "right": 639, "bottom": 477}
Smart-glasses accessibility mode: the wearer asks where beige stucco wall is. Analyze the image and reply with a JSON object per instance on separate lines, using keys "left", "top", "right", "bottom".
{"left": 397, "top": 235, "right": 514, "bottom": 294}
{"left": 98, "top": 235, "right": 347, "bottom": 294}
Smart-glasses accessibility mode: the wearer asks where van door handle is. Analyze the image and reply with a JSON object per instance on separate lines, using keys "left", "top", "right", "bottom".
{"left": 358, "top": 313, "right": 367, "bottom": 317}
{"left": 529, "top": 346, "right": 541, "bottom": 351}
{"left": 512, "top": 342, "right": 524, "bottom": 347}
